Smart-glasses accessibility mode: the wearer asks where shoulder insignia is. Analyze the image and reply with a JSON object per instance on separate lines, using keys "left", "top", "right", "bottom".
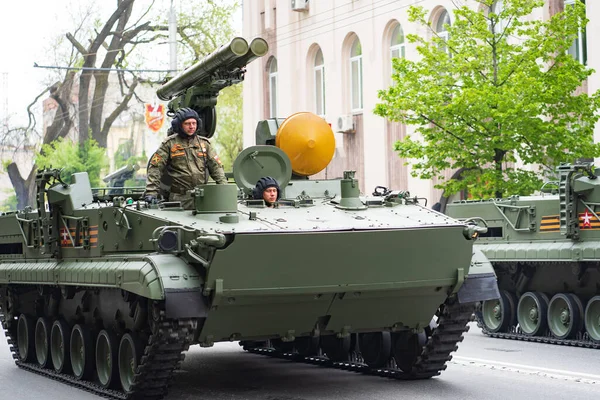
{"left": 213, "top": 154, "right": 222, "bottom": 165}
{"left": 150, "top": 153, "right": 163, "bottom": 166}
{"left": 162, "top": 133, "right": 179, "bottom": 143}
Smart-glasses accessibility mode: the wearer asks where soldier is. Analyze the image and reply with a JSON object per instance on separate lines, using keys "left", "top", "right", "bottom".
{"left": 252, "top": 176, "right": 281, "bottom": 208}
{"left": 144, "top": 107, "right": 227, "bottom": 209}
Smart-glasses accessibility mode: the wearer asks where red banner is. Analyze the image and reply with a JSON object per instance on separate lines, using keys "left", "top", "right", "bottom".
{"left": 144, "top": 103, "right": 166, "bottom": 132}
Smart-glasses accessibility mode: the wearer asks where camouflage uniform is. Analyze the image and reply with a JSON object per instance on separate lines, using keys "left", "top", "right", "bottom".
{"left": 145, "top": 133, "right": 227, "bottom": 209}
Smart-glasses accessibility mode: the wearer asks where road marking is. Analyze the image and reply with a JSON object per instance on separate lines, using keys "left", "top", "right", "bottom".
{"left": 452, "top": 356, "right": 600, "bottom": 384}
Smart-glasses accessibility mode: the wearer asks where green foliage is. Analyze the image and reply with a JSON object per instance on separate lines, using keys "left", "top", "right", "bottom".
{"left": 175, "top": 1, "right": 240, "bottom": 62}
{"left": 35, "top": 137, "right": 109, "bottom": 187}
{"left": 214, "top": 84, "right": 243, "bottom": 171}
{"left": 0, "top": 189, "right": 17, "bottom": 212}
{"left": 114, "top": 139, "right": 146, "bottom": 170}
{"left": 375, "top": 0, "right": 600, "bottom": 198}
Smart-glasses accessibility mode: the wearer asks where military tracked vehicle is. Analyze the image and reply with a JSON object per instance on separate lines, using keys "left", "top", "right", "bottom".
{"left": 0, "top": 37, "right": 498, "bottom": 400}
{"left": 446, "top": 163, "right": 600, "bottom": 348}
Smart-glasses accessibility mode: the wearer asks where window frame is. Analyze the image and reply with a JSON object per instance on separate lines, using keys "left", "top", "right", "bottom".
{"left": 565, "top": 0, "right": 587, "bottom": 65}
{"left": 435, "top": 9, "right": 451, "bottom": 54}
{"left": 268, "top": 58, "right": 278, "bottom": 118}
{"left": 350, "top": 38, "right": 363, "bottom": 112}
{"left": 314, "top": 49, "right": 326, "bottom": 117}
{"left": 390, "top": 24, "right": 406, "bottom": 61}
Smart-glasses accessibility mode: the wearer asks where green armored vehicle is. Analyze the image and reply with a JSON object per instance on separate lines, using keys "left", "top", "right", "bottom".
{"left": 446, "top": 163, "right": 600, "bottom": 347}
{"left": 0, "top": 37, "right": 498, "bottom": 399}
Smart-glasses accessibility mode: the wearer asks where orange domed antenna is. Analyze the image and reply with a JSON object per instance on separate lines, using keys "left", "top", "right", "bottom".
{"left": 275, "top": 112, "right": 335, "bottom": 176}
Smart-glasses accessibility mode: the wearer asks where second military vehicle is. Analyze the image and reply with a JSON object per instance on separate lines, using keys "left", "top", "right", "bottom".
{"left": 446, "top": 163, "right": 600, "bottom": 348}
{"left": 0, "top": 36, "right": 499, "bottom": 400}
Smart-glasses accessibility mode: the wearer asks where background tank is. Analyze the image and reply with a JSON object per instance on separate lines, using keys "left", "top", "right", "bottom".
{"left": 446, "top": 163, "right": 600, "bottom": 347}
{"left": 0, "top": 38, "right": 498, "bottom": 399}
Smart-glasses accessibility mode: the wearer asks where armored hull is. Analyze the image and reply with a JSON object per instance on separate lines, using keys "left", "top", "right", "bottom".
{"left": 0, "top": 167, "right": 499, "bottom": 398}
{"left": 0, "top": 37, "right": 498, "bottom": 397}
{"left": 446, "top": 163, "right": 600, "bottom": 348}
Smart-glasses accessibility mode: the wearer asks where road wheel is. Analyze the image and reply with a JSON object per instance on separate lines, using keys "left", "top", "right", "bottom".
{"left": 392, "top": 330, "right": 427, "bottom": 373}
{"left": 481, "top": 290, "right": 517, "bottom": 333}
{"left": 17, "top": 314, "right": 35, "bottom": 362}
{"left": 96, "top": 330, "right": 119, "bottom": 388}
{"left": 359, "top": 332, "right": 391, "bottom": 368}
{"left": 119, "top": 333, "right": 144, "bottom": 393}
{"left": 50, "top": 319, "right": 71, "bottom": 373}
{"left": 294, "top": 336, "right": 319, "bottom": 356}
{"left": 547, "top": 293, "right": 584, "bottom": 339}
{"left": 320, "top": 334, "right": 351, "bottom": 362}
{"left": 584, "top": 296, "right": 600, "bottom": 343}
{"left": 517, "top": 292, "right": 548, "bottom": 336}
{"left": 34, "top": 317, "right": 51, "bottom": 367}
{"left": 70, "top": 324, "right": 94, "bottom": 380}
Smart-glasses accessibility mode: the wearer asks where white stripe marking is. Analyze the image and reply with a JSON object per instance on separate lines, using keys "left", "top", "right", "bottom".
{"left": 452, "top": 356, "right": 600, "bottom": 384}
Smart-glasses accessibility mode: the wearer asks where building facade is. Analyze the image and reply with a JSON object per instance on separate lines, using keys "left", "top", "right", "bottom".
{"left": 242, "top": 0, "right": 596, "bottom": 205}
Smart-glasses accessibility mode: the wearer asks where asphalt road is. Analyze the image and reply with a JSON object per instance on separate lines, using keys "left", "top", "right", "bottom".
{"left": 1, "top": 324, "right": 598, "bottom": 400}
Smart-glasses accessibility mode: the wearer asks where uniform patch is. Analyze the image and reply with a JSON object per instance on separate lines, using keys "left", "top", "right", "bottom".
{"left": 150, "top": 153, "right": 162, "bottom": 166}
{"left": 171, "top": 144, "right": 185, "bottom": 157}
{"left": 214, "top": 155, "right": 222, "bottom": 165}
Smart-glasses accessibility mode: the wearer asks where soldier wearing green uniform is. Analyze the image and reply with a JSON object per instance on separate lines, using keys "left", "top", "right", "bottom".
{"left": 144, "top": 108, "right": 227, "bottom": 209}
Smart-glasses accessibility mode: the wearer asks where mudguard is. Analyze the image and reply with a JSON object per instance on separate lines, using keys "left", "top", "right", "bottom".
{"left": 458, "top": 248, "right": 500, "bottom": 303}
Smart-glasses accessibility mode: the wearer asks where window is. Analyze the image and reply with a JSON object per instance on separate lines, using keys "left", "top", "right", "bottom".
{"left": 436, "top": 9, "right": 451, "bottom": 54}
{"left": 350, "top": 38, "right": 363, "bottom": 111}
{"left": 268, "top": 58, "right": 278, "bottom": 118}
{"left": 565, "top": 0, "right": 587, "bottom": 64}
{"left": 314, "top": 49, "right": 326, "bottom": 117}
{"left": 390, "top": 24, "right": 405, "bottom": 60}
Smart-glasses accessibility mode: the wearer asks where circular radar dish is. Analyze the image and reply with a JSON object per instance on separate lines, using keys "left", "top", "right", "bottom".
{"left": 233, "top": 145, "right": 292, "bottom": 195}
{"left": 275, "top": 112, "right": 335, "bottom": 176}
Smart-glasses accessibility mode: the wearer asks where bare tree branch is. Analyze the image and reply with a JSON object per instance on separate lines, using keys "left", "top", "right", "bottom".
{"left": 101, "top": 77, "right": 139, "bottom": 139}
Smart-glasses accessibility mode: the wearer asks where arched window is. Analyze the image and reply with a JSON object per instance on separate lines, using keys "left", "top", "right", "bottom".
{"left": 565, "top": 0, "right": 587, "bottom": 64}
{"left": 314, "top": 49, "right": 325, "bottom": 116}
{"left": 268, "top": 58, "right": 278, "bottom": 118}
{"left": 435, "top": 9, "right": 451, "bottom": 54}
{"left": 350, "top": 38, "right": 363, "bottom": 111}
{"left": 390, "top": 24, "right": 405, "bottom": 60}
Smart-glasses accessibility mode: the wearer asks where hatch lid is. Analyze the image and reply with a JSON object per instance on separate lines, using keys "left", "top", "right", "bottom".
{"left": 232, "top": 145, "right": 292, "bottom": 195}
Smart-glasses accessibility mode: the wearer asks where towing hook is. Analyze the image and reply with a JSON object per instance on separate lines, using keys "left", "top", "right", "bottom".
{"left": 463, "top": 217, "right": 488, "bottom": 240}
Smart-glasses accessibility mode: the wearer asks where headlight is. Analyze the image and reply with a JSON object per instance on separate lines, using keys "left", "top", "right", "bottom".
{"left": 158, "top": 230, "right": 178, "bottom": 252}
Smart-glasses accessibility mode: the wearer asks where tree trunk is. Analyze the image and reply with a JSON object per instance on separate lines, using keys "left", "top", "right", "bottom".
{"left": 494, "top": 149, "right": 506, "bottom": 199}
{"left": 67, "top": 0, "right": 136, "bottom": 144}
{"left": 89, "top": 1, "right": 134, "bottom": 144}
{"left": 7, "top": 163, "right": 37, "bottom": 210}
{"left": 8, "top": 73, "right": 76, "bottom": 208}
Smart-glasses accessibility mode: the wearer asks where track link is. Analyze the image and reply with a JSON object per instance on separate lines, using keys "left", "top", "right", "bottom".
{"left": 247, "top": 300, "right": 475, "bottom": 380}
{"left": 0, "top": 295, "right": 195, "bottom": 400}
{"left": 477, "top": 318, "right": 600, "bottom": 349}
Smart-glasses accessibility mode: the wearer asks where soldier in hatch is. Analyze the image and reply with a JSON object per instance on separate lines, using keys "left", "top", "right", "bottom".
{"left": 253, "top": 176, "right": 281, "bottom": 208}
{"left": 144, "top": 107, "right": 227, "bottom": 209}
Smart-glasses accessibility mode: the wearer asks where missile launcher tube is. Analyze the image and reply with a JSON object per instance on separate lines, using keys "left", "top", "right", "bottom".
{"left": 157, "top": 37, "right": 249, "bottom": 101}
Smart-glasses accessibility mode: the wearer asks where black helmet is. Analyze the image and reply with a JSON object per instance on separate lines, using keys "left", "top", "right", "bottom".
{"left": 171, "top": 107, "right": 203, "bottom": 137}
{"left": 252, "top": 176, "right": 281, "bottom": 201}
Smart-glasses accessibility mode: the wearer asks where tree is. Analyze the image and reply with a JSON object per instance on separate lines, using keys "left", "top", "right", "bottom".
{"left": 36, "top": 138, "right": 109, "bottom": 187}
{"left": 375, "top": 0, "right": 600, "bottom": 199}
{"left": 0, "top": 189, "right": 17, "bottom": 212}
{"left": 213, "top": 84, "right": 243, "bottom": 171}
{"left": 2, "top": 0, "right": 239, "bottom": 208}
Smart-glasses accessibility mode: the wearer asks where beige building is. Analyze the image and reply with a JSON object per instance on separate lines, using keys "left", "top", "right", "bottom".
{"left": 242, "top": 0, "right": 595, "bottom": 205}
